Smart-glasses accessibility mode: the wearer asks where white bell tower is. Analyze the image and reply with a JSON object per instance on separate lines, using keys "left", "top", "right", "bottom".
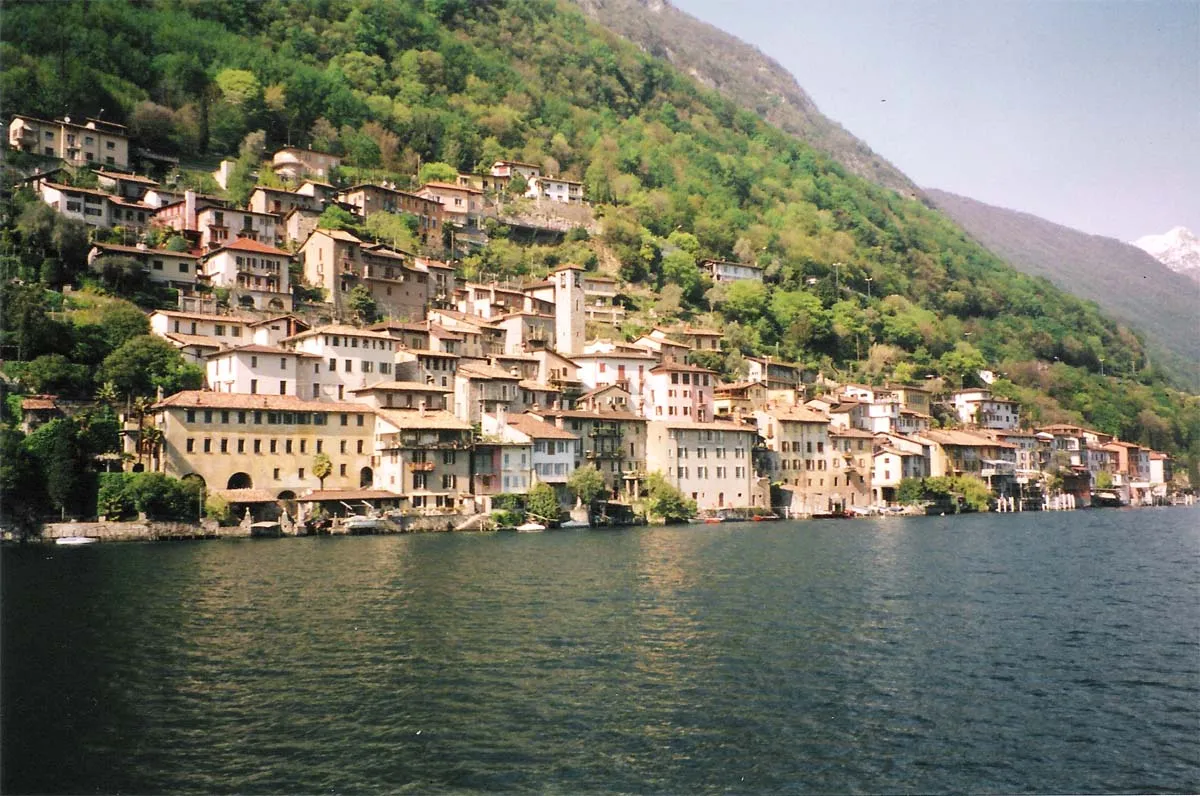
{"left": 552, "top": 263, "right": 585, "bottom": 356}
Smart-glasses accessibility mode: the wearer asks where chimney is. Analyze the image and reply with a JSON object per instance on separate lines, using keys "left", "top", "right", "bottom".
{"left": 509, "top": 366, "right": 520, "bottom": 378}
{"left": 184, "top": 190, "right": 197, "bottom": 231}
{"left": 496, "top": 405, "right": 507, "bottom": 429}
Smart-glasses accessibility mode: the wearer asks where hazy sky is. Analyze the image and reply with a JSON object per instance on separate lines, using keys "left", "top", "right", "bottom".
{"left": 670, "top": 0, "right": 1199, "bottom": 242}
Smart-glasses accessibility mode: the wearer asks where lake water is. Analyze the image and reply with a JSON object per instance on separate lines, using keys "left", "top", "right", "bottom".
{"left": 3, "top": 508, "right": 1198, "bottom": 794}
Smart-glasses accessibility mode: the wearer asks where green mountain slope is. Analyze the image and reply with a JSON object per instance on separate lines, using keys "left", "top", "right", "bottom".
{"left": 928, "top": 189, "right": 1200, "bottom": 387}
{"left": 573, "top": 0, "right": 920, "bottom": 197}
{"left": 2, "top": 0, "right": 1196, "bottom": 471}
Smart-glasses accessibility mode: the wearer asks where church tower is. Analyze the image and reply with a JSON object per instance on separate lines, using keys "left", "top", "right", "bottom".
{"left": 552, "top": 263, "right": 585, "bottom": 356}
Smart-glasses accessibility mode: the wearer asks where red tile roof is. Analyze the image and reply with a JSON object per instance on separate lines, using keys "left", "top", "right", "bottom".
{"left": 210, "top": 237, "right": 292, "bottom": 257}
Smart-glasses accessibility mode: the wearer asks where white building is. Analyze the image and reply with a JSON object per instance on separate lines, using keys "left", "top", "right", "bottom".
{"left": 952, "top": 389, "right": 1021, "bottom": 430}
{"left": 525, "top": 175, "right": 584, "bottom": 204}
{"left": 552, "top": 264, "right": 585, "bottom": 356}
{"left": 201, "top": 237, "right": 293, "bottom": 312}
{"left": 205, "top": 345, "right": 319, "bottom": 397}
{"left": 700, "top": 259, "right": 764, "bottom": 284}
{"left": 88, "top": 243, "right": 201, "bottom": 292}
{"left": 281, "top": 325, "right": 401, "bottom": 401}
{"left": 645, "top": 420, "right": 761, "bottom": 511}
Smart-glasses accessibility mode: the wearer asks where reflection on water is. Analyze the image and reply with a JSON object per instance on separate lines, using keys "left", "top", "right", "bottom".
{"left": 4, "top": 509, "right": 1199, "bottom": 794}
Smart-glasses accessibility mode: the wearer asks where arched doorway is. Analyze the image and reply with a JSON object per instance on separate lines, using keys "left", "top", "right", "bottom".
{"left": 359, "top": 467, "right": 373, "bottom": 488}
{"left": 238, "top": 295, "right": 255, "bottom": 309}
{"left": 227, "top": 472, "right": 252, "bottom": 489}
{"left": 268, "top": 298, "right": 285, "bottom": 311}
{"left": 276, "top": 490, "right": 296, "bottom": 500}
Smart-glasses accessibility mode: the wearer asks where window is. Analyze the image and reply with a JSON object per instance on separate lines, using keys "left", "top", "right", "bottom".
{"left": 357, "top": 415, "right": 364, "bottom": 427}
{"left": 270, "top": 440, "right": 278, "bottom": 454}
{"left": 250, "top": 379, "right": 258, "bottom": 394}
{"left": 279, "top": 382, "right": 287, "bottom": 395}
{"left": 443, "top": 451, "right": 456, "bottom": 465}
{"left": 286, "top": 440, "right": 293, "bottom": 454}
{"left": 299, "top": 468, "right": 305, "bottom": 480}
{"left": 220, "top": 439, "right": 228, "bottom": 454}
{"left": 357, "top": 440, "right": 364, "bottom": 454}
{"left": 300, "top": 440, "right": 307, "bottom": 454}
{"left": 340, "top": 441, "right": 347, "bottom": 454}
{"left": 186, "top": 409, "right": 196, "bottom": 423}
{"left": 340, "top": 464, "right": 347, "bottom": 477}
{"left": 186, "top": 438, "right": 194, "bottom": 452}
{"left": 152, "top": 260, "right": 164, "bottom": 271}
{"left": 179, "top": 263, "right": 188, "bottom": 273}
{"left": 273, "top": 468, "right": 280, "bottom": 480}
{"left": 254, "top": 440, "right": 261, "bottom": 454}
{"left": 203, "top": 439, "right": 211, "bottom": 453}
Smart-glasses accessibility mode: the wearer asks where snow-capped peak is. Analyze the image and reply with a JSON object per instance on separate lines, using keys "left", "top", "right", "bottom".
{"left": 1131, "top": 227, "right": 1200, "bottom": 282}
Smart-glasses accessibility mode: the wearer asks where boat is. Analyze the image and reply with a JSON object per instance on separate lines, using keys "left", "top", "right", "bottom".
{"left": 752, "top": 513, "right": 781, "bottom": 521}
{"left": 344, "top": 515, "right": 388, "bottom": 534}
{"left": 516, "top": 522, "right": 546, "bottom": 533}
{"left": 55, "top": 536, "right": 97, "bottom": 546}
{"left": 559, "top": 519, "right": 589, "bottom": 529}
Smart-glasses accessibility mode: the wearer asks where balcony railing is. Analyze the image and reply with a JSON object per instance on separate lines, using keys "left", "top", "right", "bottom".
{"left": 586, "top": 448, "right": 622, "bottom": 460}
{"left": 589, "top": 426, "right": 622, "bottom": 438}
{"left": 408, "top": 461, "right": 435, "bottom": 472}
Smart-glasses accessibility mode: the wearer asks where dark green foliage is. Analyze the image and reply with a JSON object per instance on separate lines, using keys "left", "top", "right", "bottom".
{"left": 643, "top": 471, "right": 696, "bottom": 522}
{"left": 97, "top": 335, "right": 204, "bottom": 400}
{"left": 525, "top": 482, "right": 561, "bottom": 523}
{"left": 98, "top": 472, "right": 202, "bottom": 521}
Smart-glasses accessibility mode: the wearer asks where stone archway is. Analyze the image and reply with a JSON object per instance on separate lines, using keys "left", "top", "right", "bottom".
{"left": 268, "top": 298, "right": 285, "bottom": 311}
{"left": 276, "top": 490, "right": 296, "bottom": 500}
{"left": 238, "top": 295, "right": 256, "bottom": 309}
{"left": 227, "top": 472, "right": 253, "bottom": 489}
{"left": 359, "top": 467, "right": 374, "bottom": 488}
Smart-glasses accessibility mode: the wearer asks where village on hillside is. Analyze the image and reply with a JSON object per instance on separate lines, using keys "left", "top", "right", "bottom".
{"left": 7, "top": 114, "right": 1184, "bottom": 534}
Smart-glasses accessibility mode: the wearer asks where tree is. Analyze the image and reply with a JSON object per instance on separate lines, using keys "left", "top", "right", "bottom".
{"left": 508, "top": 173, "right": 528, "bottom": 195}
{"left": 0, "top": 428, "right": 46, "bottom": 531}
{"left": 643, "top": 471, "right": 697, "bottom": 522}
{"left": 568, "top": 464, "right": 606, "bottom": 506}
{"left": 21, "top": 354, "right": 90, "bottom": 397}
{"left": 417, "top": 161, "right": 458, "bottom": 185}
{"left": 312, "top": 452, "right": 333, "bottom": 490}
{"left": 98, "top": 335, "right": 203, "bottom": 400}
{"left": 525, "top": 482, "right": 561, "bottom": 523}
{"left": 95, "top": 256, "right": 150, "bottom": 296}
{"left": 346, "top": 285, "right": 379, "bottom": 325}
{"left": 318, "top": 205, "right": 359, "bottom": 232}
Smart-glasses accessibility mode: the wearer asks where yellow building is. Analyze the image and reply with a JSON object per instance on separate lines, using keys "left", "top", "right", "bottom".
{"left": 9, "top": 114, "right": 130, "bottom": 169}
{"left": 153, "top": 391, "right": 376, "bottom": 498}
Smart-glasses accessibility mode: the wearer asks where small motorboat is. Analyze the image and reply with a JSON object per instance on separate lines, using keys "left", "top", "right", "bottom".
{"left": 752, "top": 513, "right": 781, "bottom": 521}
{"left": 559, "top": 519, "right": 589, "bottom": 529}
{"left": 516, "top": 522, "right": 546, "bottom": 533}
{"left": 55, "top": 536, "right": 97, "bottom": 546}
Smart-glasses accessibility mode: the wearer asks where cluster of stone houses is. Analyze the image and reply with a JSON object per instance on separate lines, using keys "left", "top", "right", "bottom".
{"left": 11, "top": 116, "right": 1176, "bottom": 518}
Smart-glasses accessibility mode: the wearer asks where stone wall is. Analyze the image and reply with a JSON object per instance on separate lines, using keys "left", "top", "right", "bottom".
{"left": 40, "top": 519, "right": 249, "bottom": 543}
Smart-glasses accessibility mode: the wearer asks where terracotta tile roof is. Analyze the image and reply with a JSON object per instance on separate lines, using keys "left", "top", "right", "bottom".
{"left": 209, "top": 237, "right": 292, "bottom": 257}
{"left": 397, "top": 348, "right": 461, "bottom": 359}
{"left": 154, "top": 390, "right": 370, "bottom": 414}
{"left": 375, "top": 408, "right": 472, "bottom": 431}
{"left": 919, "top": 429, "right": 1017, "bottom": 448}
{"left": 650, "top": 361, "right": 717, "bottom": 374}
{"left": 285, "top": 324, "right": 398, "bottom": 343}
{"left": 459, "top": 362, "right": 520, "bottom": 380}
{"left": 759, "top": 406, "right": 829, "bottom": 423}
{"left": 206, "top": 344, "right": 320, "bottom": 358}
{"left": 93, "top": 169, "right": 159, "bottom": 185}
{"left": 715, "top": 380, "right": 762, "bottom": 392}
{"left": 349, "top": 381, "right": 452, "bottom": 393}
{"left": 532, "top": 408, "right": 646, "bottom": 422}
{"left": 92, "top": 242, "right": 201, "bottom": 259}
{"left": 658, "top": 420, "right": 758, "bottom": 433}
{"left": 300, "top": 489, "right": 400, "bottom": 502}
{"left": 830, "top": 427, "right": 877, "bottom": 439}
{"left": 21, "top": 396, "right": 59, "bottom": 411}
{"left": 421, "top": 181, "right": 483, "bottom": 194}
{"left": 371, "top": 321, "right": 430, "bottom": 333}
{"left": 504, "top": 413, "right": 580, "bottom": 440}
{"left": 519, "top": 380, "right": 561, "bottom": 392}
{"left": 152, "top": 309, "right": 258, "bottom": 323}
{"left": 164, "top": 333, "right": 223, "bottom": 349}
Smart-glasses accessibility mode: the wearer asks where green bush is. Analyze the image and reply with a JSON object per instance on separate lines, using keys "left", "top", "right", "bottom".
{"left": 97, "top": 472, "right": 203, "bottom": 521}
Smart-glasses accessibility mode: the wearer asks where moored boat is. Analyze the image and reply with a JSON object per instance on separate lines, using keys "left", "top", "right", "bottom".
{"left": 55, "top": 536, "right": 97, "bottom": 546}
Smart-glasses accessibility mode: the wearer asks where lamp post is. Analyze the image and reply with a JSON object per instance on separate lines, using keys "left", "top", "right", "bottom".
{"left": 865, "top": 277, "right": 873, "bottom": 300}
{"left": 1099, "top": 357, "right": 1105, "bottom": 377}
{"left": 832, "top": 262, "right": 841, "bottom": 297}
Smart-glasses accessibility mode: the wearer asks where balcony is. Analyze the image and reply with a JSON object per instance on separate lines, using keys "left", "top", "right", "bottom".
{"left": 408, "top": 461, "right": 435, "bottom": 472}
{"left": 589, "top": 425, "right": 622, "bottom": 439}
{"left": 586, "top": 448, "right": 622, "bottom": 460}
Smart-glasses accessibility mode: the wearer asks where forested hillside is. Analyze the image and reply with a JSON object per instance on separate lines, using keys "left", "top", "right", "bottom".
{"left": 2, "top": 0, "right": 1197, "bottom": 476}
{"left": 928, "top": 189, "right": 1200, "bottom": 388}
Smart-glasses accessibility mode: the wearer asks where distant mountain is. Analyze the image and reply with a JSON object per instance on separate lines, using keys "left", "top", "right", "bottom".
{"left": 573, "top": 0, "right": 920, "bottom": 198}
{"left": 1132, "top": 227, "right": 1200, "bottom": 284}
{"left": 926, "top": 189, "right": 1200, "bottom": 382}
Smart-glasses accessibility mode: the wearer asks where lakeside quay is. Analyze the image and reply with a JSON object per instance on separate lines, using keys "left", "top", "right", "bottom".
{"left": 16, "top": 495, "right": 1196, "bottom": 545}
